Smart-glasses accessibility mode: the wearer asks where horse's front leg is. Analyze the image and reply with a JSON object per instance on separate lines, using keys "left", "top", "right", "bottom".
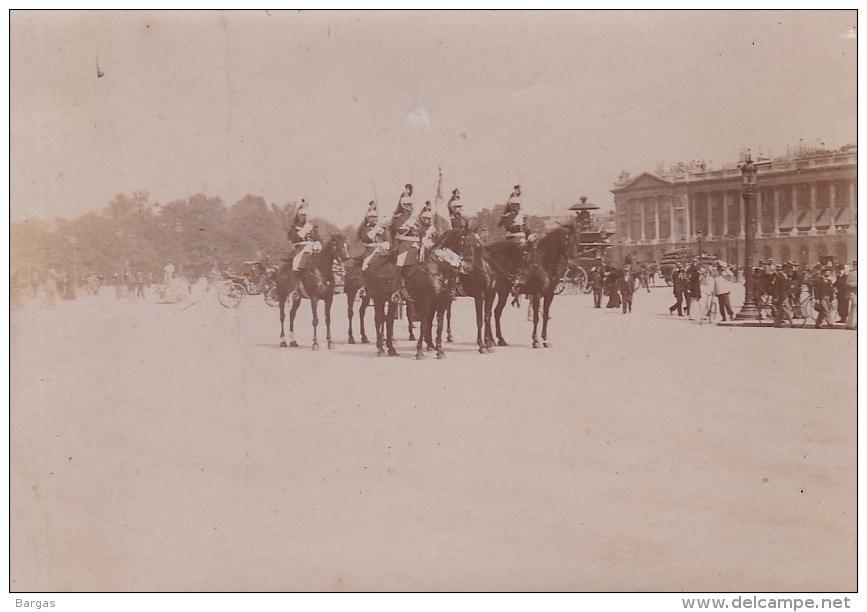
{"left": 435, "top": 303, "right": 446, "bottom": 359}
{"left": 279, "top": 299, "right": 287, "bottom": 347}
{"left": 542, "top": 292, "right": 554, "bottom": 348}
{"left": 347, "top": 291, "right": 356, "bottom": 344}
{"left": 494, "top": 288, "right": 509, "bottom": 346}
{"left": 325, "top": 295, "right": 334, "bottom": 349}
{"left": 374, "top": 298, "right": 386, "bottom": 356}
{"left": 360, "top": 296, "right": 371, "bottom": 343}
{"left": 309, "top": 297, "right": 319, "bottom": 350}
{"left": 483, "top": 289, "right": 496, "bottom": 350}
{"left": 415, "top": 300, "right": 428, "bottom": 360}
{"left": 446, "top": 301, "right": 453, "bottom": 343}
{"left": 289, "top": 296, "right": 301, "bottom": 347}
{"left": 386, "top": 299, "right": 399, "bottom": 356}
{"left": 474, "top": 294, "right": 487, "bottom": 354}
{"left": 531, "top": 293, "right": 542, "bottom": 349}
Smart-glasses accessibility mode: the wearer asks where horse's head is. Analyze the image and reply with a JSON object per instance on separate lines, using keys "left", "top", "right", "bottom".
{"left": 329, "top": 231, "right": 350, "bottom": 263}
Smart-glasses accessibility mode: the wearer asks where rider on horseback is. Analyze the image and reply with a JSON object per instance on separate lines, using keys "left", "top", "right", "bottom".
{"left": 287, "top": 200, "right": 321, "bottom": 272}
{"left": 389, "top": 183, "right": 420, "bottom": 302}
{"left": 499, "top": 185, "right": 533, "bottom": 294}
{"left": 448, "top": 188, "right": 470, "bottom": 230}
{"left": 419, "top": 201, "right": 437, "bottom": 262}
{"left": 359, "top": 201, "right": 389, "bottom": 272}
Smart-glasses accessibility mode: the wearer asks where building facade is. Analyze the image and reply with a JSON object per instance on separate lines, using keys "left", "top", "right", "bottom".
{"left": 610, "top": 145, "right": 857, "bottom": 267}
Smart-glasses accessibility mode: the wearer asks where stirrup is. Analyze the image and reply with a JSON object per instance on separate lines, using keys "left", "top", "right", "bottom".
{"left": 390, "top": 291, "right": 401, "bottom": 303}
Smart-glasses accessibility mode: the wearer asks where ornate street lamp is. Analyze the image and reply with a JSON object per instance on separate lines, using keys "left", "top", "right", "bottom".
{"left": 735, "top": 154, "right": 759, "bottom": 320}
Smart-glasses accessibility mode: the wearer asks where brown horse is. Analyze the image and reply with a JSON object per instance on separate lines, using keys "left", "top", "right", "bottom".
{"left": 274, "top": 231, "right": 350, "bottom": 349}
{"left": 522, "top": 224, "right": 581, "bottom": 348}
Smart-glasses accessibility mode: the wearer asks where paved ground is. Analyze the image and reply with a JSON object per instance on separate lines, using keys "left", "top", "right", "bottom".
{"left": 9, "top": 281, "right": 857, "bottom": 592}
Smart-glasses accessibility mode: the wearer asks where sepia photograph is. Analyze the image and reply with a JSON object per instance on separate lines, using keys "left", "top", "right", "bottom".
{"left": 7, "top": 8, "right": 859, "bottom": 602}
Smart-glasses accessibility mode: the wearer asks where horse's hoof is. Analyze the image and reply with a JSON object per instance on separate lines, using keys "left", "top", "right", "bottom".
{"left": 446, "top": 335, "right": 454, "bottom": 343}
{"left": 388, "top": 348, "right": 399, "bottom": 357}
{"left": 377, "top": 349, "right": 386, "bottom": 357}
{"left": 478, "top": 346, "right": 487, "bottom": 354}
{"left": 415, "top": 352, "right": 425, "bottom": 360}
{"left": 532, "top": 341, "right": 541, "bottom": 349}
{"left": 348, "top": 336, "right": 356, "bottom": 345}
{"left": 409, "top": 333, "right": 416, "bottom": 341}
{"left": 361, "top": 336, "right": 370, "bottom": 344}
{"left": 327, "top": 341, "right": 334, "bottom": 350}
{"left": 311, "top": 344, "right": 319, "bottom": 351}
{"left": 280, "top": 341, "right": 287, "bottom": 348}
{"left": 436, "top": 351, "right": 445, "bottom": 359}
{"left": 498, "top": 339, "right": 508, "bottom": 347}
{"left": 543, "top": 341, "right": 552, "bottom": 348}
{"left": 289, "top": 341, "right": 299, "bottom": 348}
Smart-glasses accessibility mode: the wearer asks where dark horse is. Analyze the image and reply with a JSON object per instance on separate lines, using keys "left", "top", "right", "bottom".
{"left": 274, "top": 231, "right": 350, "bottom": 349}
{"left": 481, "top": 239, "right": 527, "bottom": 347}
{"left": 343, "top": 257, "right": 372, "bottom": 345}
{"left": 522, "top": 224, "right": 581, "bottom": 348}
{"left": 438, "top": 228, "right": 498, "bottom": 353}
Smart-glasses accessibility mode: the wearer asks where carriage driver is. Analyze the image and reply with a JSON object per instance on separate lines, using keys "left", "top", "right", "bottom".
{"left": 287, "top": 200, "right": 321, "bottom": 272}
{"left": 389, "top": 183, "right": 420, "bottom": 301}
{"left": 448, "top": 188, "right": 469, "bottom": 230}
{"left": 359, "top": 201, "right": 389, "bottom": 271}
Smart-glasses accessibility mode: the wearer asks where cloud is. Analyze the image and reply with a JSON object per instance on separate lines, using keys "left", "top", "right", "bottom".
{"left": 406, "top": 106, "right": 430, "bottom": 127}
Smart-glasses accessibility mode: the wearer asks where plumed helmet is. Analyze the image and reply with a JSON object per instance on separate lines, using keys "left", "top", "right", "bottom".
{"left": 366, "top": 201, "right": 378, "bottom": 218}
{"left": 297, "top": 199, "right": 309, "bottom": 216}
{"left": 420, "top": 201, "right": 433, "bottom": 219}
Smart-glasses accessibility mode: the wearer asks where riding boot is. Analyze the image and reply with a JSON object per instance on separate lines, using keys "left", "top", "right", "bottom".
{"left": 391, "top": 266, "right": 403, "bottom": 303}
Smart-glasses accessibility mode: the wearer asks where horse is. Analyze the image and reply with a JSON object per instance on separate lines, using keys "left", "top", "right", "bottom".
{"left": 437, "top": 227, "right": 498, "bottom": 353}
{"left": 522, "top": 224, "right": 581, "bottom": 348}
{"left": 360, "top": 254, "right": 401, "bottom": 357}
{"left": 401, "top": 235, "right": 466, "bottom": 359}
{"left": 482, "top": 238, "right": 529, "bottom": 347}
{"left": 274, "top": 231, "right": 350, "bottom": 349}
{"left": 343, "top": 257, "right": 372, "bottom": 345}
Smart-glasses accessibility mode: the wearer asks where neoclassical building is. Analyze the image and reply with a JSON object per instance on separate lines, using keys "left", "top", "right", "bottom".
{"left": 610, "top": 144, "right": 857, "bottom": 267}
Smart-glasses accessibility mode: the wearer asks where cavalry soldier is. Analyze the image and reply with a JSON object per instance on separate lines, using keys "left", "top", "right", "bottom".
{"left": 389, "top": 184, "right": 420, "bottom": 300}
{"left": 499, "top": 185, "right": 533, "bottom": 293}
{"left": 287, "top": 200, "right": 321, "bottom": 272}
{"left": 448, "top": 188, "right": 469, "bottom": 230}
{"left": 358, "top": 201, "right": 389, "bottom": 271}
{"left": 500, "top": 184, "right": 529, "bottom": 243}
{"left": 418, "top": 201, "right": 437, "bottom": 262}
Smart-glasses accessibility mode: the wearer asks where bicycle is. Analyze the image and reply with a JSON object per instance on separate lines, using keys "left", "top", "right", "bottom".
{"left": 699, "top": 294, "right": 718, "bottom": 325}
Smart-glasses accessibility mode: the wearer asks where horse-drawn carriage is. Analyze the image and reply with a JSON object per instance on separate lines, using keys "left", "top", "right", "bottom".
{"left": 217, "top": 262, "right": 279, "bottom": 308}
{"left": 554, "top": 230, "right": 611, "bottom": 295}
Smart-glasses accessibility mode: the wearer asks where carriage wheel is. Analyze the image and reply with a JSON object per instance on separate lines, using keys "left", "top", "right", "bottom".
{"left": 217, "top": 282, "right": 245, "bottom": 308}
{"left": 572, "top": 267, "right": 590, "bottom": 294}
{"left": 264, "top": 287, "right": 279, "bottom": 307}
{"left": 554, "top": 270, "right": 569, "bottom": 295}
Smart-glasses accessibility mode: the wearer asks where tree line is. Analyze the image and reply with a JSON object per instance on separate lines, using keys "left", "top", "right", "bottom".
{"left": 10, "top": 190, "right": 548, "bottom": 287}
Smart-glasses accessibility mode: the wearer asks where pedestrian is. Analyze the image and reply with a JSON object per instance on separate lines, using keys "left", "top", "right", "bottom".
{"left": 835, "top": 264, "right": 851, "bottom": 324}
{"left": 771, "top": 264, "right": 794, "bottom": 328}
{"left": 714, "top": 265, "right": 735, "bottom": 321}
{"left": 686, "top": 262, "right": 701, "bottom": 320}
{"left": 590, "top": 259, "right": 604, "bottom": 308}
{"left": 669, "top": 264, "right": 687, "bottom": 316}
{"left": 845, "top": 260, "right": 857, "bottom": 329}
{"left": 163, "top": 262, "right": 175, "bottom": 285}
{"left": 813, "top": 267, "right": 836, "bottom": 329}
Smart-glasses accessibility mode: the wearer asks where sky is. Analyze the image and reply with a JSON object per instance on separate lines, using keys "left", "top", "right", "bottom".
{"left": 9, "top": 9, "right": 858, "bottom": 227}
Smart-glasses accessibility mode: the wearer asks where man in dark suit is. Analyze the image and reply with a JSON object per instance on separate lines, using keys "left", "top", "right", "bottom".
{"left": 669, "top": 264, "right": 687, "bottom": 316}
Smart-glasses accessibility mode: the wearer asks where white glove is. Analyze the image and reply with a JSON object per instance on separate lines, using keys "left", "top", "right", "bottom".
{"left": 380, "top": 241, "right": 391, "bottom": 251}
{"left": 311, "top": 241, "right": 322, "bottom": 253}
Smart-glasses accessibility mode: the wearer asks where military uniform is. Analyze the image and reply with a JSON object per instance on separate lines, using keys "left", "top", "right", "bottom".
{"left": 389, "top": 184, "right": 419, "bottom": 300}
{"left": 287, "top": 200, "right": 320, "bottom": 271}
{"left": 499, "top": 185, "right": 528, "bottom": 243}
{"left": 448, "top": 189, "right": 469, "bottom": 230}
{"left": 358, "top": 201, "right": 389, "bottom": 271}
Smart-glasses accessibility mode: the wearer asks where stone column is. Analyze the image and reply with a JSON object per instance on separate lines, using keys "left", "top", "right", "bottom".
{"left": 809, "top": 183, "right": 817, "bottom": 234}
{"left": 756, "top": 189, "right": 763, "bottom": 236}
{"left": 639, "top": 198, "right": 646, "bottom": 241}
{"left": 849, "top": 180, "right": 856, "bottom": 232}
{"left": 722, "top": 191, "right": 730, "bottom": 237}
{"left": 790, "top": 185, "right": 798, "bottom": 236}
{"left": 773, "top": 188, "right": 780, "bottom": 237}
{"left": 829, "top": 182, "right": 836, "bottom": 234}
{"left": 654, "top": 197, "right": 661, "bottom": 242}
{"left": 669, "top": 196, "right": 677, "bottom": 243}
{"left": 739, "top": 189, "right": 745, "bottom": 238}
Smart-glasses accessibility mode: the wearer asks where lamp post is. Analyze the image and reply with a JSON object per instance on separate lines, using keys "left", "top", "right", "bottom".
{"left": 174, "top": 220, "right": 183, "bottom": 278}
{"left": 735, "top": 155, "right": 759, "bottom": 320}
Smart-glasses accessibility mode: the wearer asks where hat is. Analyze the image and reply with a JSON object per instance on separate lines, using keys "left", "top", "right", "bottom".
{"left": 513, "top": 184, "right": 521, "bottom": 191}
{"left": 297, "top": 199, "right": 309, "bottom": 215}
{"left": 405, "top": 183, "right": 412, "bottom": 191}
{"left": 452, "top": 188, "right": 460, "bottom": 197}
{"left": 366, "top": 201, "right": 378, "bottom": 218}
